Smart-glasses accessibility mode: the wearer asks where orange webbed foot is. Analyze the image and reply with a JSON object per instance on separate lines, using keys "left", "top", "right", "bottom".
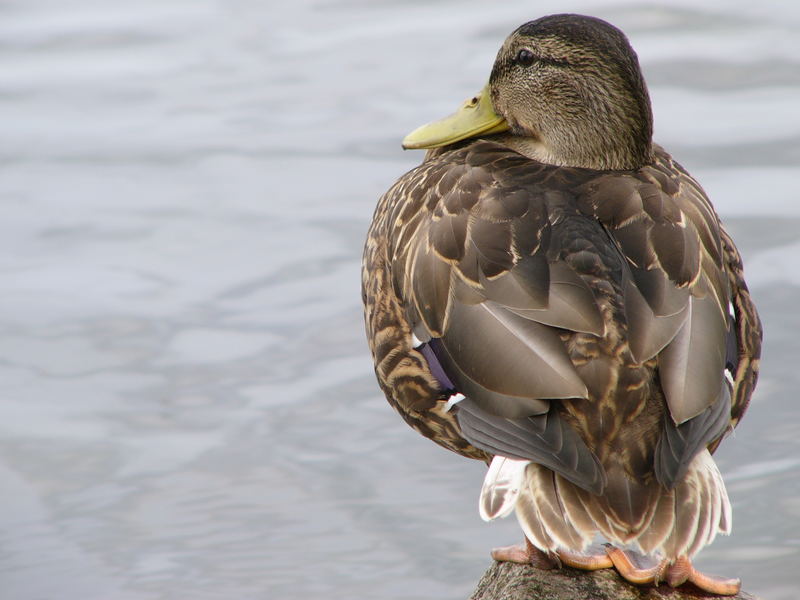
{"left": 490, "top": 539, "right": 558, "bottom": 569}
{"left": 606, "top": 547, "right": 741, "bottom": 595}
{"left": 666, "top": 556, "right": 741, "bottom": 595}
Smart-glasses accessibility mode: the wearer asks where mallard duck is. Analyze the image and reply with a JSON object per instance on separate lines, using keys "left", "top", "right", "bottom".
{"left": 362, "top": 13, "right": 762, "bottom": 595}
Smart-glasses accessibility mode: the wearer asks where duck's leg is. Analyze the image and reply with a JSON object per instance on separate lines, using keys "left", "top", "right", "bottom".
{"left": 605, "top": 547, "right": 741, "bottom": 595}
{"left": 556, "top": 546, "right": 613, "bottom": 570}
{"left": 491, "top": 539, "right": 612, "bottom": 570}
{"left": 492, "top": 541, "right": 739, "bottom": 595}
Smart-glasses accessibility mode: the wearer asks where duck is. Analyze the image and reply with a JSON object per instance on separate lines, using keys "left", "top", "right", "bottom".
{"left": 362, "top": 13, "right": 762, "bottom": 595}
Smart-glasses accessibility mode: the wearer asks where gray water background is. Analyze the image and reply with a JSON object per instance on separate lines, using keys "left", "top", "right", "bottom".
{"left": 1, "top": 0, "right": 799, "bottom": 598}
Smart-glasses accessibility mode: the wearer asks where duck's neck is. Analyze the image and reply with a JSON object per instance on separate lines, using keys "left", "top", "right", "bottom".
{"left": 491, "top": 133, "right": 652, "bottom": 171}
{"left": 491, "top": 135, "right": 560, "bottom": 166}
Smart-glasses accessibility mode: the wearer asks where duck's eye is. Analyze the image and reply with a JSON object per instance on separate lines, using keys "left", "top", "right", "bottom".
{"left": 515, "top": 49, "right": 535, "bottom": 66}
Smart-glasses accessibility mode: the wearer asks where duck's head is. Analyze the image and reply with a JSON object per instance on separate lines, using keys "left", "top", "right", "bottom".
{"left": 403, "top": 14, "right": 654, "bottom": 171}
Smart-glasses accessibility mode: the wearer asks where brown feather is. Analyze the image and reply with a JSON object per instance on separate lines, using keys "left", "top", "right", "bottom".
{"left": 528, "top": 465, "right": 592, "bottom": 549}
{"left": 363, "top": 27, "right": 763, "bottom": 574}
{"left": 364, "top": 55, "right": 760, "bottom": 567}
{"left": 636, "top": 489, "right": 676, "bottom": 554}
{"left": 658, "top": 294, "right": 727, "bottom": 424}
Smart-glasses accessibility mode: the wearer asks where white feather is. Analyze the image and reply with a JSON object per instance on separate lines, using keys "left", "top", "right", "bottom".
{"left": 705, "top": 450, "right": 732, "bottom": 536}
{"left": 411, "top": 332, "right": 424, "bottom": 348}
{"left": 479, "top": 456, "right": 530, "bottom": 521}
{"left": 444, "top": 393, "right": 465, "bottom": 412}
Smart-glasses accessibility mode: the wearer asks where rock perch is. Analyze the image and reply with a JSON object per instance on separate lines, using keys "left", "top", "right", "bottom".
{"left": 470, "top": 561, "right": 760, "bottom": 600}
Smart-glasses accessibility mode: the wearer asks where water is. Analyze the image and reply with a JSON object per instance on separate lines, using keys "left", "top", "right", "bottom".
{"left": 1, "top": 1, "right": 798, "bottom": 598}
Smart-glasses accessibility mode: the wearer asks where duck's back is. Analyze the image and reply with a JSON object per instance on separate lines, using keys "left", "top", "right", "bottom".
{"left": 362, "top": 139, "right": 761, "bottom": 554}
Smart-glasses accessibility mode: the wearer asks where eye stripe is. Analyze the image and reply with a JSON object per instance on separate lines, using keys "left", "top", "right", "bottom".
{"left": 514, "top": 48, "right": 570, "bottom": 68}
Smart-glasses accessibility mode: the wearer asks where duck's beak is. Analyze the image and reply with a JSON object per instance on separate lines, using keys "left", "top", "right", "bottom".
{"left": 402, "top": 83, "right": 510, "bottom": 150}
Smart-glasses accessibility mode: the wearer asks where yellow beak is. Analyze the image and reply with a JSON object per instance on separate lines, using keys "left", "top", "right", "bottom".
{"left": 402, "top": 83, "right": 510, "bottom": 150}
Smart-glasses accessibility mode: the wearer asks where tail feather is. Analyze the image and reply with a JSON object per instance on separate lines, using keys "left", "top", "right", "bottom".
{"left": 482, "top": 449, "right": 731, "bottom": 560}
{"left": 636, "top": 489, "right": 675, "bottom": 554}
{"left": 659, "top": 449, "right": 730, "bottom": 558}
{"left": 717, "top": 460, "right": 733, "bottom": 535}
{"left": 603, "top": 464, "right": 660, "bottom": 541}
{"left": 528, "top": 465, "right": 592, "bottom": 550}
{"left": 555, "top": 472, "right": 597, "bottom": 536}
{"left": 664, "top": 476, "right": 701, "bottom": 557}
{"left": 514, "top": 485, "right": 556, "bottom": 551}
{"left": 575, "top": 484, "right": 617, "bottom": 543}
{"left": 479, "top": 456, "right": 529, "bottom": 521}
{"left": 688, "top": 474, "right": 713, "bottom": 558}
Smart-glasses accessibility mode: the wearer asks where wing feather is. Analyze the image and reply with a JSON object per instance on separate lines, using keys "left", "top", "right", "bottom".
{"left": 378, "top": 141, "right": 759, "bottom": 504}
{"left": 435, "top": 301, "right": 587, "bottom": 417}
{"left": 456, "top": 398, "right": 606, "bottom": 494}
{"left": 655, "top": 382, "right": 731, "bottom": 488}
{"left": 658, "top": 294, "right": 727, "bottom": 424}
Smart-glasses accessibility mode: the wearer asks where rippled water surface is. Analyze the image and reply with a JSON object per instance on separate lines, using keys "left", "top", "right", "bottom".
{"left": 1, "top": 1, "right": 799, "bottom": 598}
